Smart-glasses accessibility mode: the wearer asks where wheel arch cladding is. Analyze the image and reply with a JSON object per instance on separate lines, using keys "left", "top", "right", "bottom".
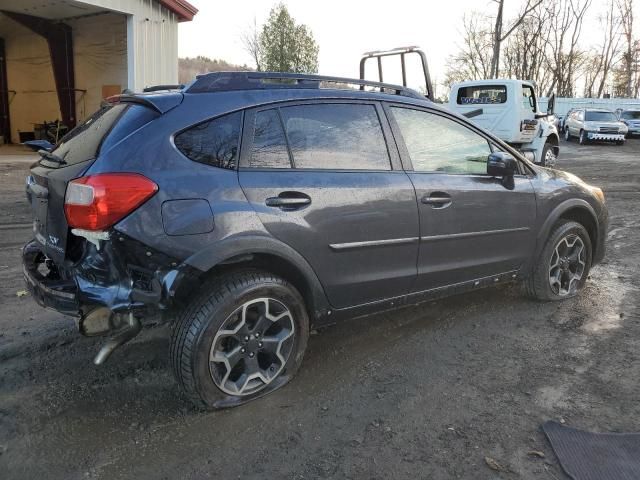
{"left": 539, "top": 200, "right": 599, "bottom": 260}
{"left": 183, "top": 235, "right": 331, "bottom": 323}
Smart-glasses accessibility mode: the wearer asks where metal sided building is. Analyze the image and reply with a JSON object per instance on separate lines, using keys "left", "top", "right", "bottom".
{"left": 0, "top": 0, "right": 198, "bottom": 144}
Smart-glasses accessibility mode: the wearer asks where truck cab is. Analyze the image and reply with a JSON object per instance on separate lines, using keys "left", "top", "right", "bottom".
{"left": 448, "top": 79, "right": 559, "bottom": 167}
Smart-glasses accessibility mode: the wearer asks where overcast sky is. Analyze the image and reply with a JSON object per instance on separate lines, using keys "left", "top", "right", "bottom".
{"left": 178, "top": 0, "right": 639, "bottom": 94}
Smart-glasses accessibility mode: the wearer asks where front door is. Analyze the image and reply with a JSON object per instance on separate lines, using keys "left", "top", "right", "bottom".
{"left": 386, "top": 104, "right": 537, "bottom": 292}
{"left": 239, "top": 101, "right": 419, "bottom": 308}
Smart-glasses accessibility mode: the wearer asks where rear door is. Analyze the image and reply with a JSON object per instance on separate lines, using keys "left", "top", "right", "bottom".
{"left": 385, "top": 104, "right": 537, "bottom": 292}
{"left": 238, "top": 100, "right": 419, "bottom": 309}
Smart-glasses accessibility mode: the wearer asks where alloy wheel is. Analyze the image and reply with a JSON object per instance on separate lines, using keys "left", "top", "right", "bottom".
{"left": 544, "top": 148, "right": 557, "bottom": 168}
{"left": 209, "top": 297, "right": 295, "bottom": 396}
{"left": 548, "top": 234, "right": 586, "bottom": 296}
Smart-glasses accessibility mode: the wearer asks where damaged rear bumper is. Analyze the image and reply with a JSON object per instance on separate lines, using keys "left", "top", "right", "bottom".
{"left": 22, "top": 233, "right": 198, "bottom": 361}
{"left": 23, "top": 241, "right": 80, "bottom": 315}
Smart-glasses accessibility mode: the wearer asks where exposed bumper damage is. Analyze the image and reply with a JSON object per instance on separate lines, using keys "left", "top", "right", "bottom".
{"left": 22, "top": 232, "right": 197, "bottom": 363}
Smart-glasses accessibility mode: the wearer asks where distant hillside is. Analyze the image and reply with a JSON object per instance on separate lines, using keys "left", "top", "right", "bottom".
{"left": 179, "top": 56, "right": 253, "bottom": 84}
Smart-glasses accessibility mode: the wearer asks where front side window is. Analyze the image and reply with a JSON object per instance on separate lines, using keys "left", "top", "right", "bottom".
{"left": 457, "top": 85, "right": 507, "bottom": 105}
{"left": 392, "top": 107, "right": 491, "bottom": 175}
{"left": 175, "top": 111, "right": 242, "bottom": 169}
{"left": 279, "top": 104, "right": 391, "bottom": 170}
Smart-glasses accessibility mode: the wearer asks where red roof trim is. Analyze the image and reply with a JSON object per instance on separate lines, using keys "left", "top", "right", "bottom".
{"left": 158, "top": 0, "right": 198, "bottom": 22}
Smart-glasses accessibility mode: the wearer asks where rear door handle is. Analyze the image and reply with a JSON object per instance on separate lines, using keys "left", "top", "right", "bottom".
{"left": 265, "top": 192, "right": 311, "bottom": 210}
{"left": 421, "top": 192, "right": 452, "bottom": 208}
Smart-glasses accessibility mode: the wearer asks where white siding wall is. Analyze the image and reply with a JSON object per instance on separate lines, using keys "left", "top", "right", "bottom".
{"left": 69, "top": 13, "right": 128, "bottom": 122}
{"left": 79, "top": 0, "right": 179, "bottom": 91}
{"left": 2, "top": 0, "right": 180, "bottom": 143}
{"left": 126, "top": 0, "right": 179, "bottom": 91}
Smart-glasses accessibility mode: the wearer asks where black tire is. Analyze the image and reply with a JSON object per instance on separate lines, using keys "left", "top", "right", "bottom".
{"left": 170, "top": 270, "right": 309, "bottom": 409}
{"left": 564, "top": 128, "right": 571, "bottom": 141}
{"left": 540, "top": 142, "right": 556, "bottom": 167}
{"left": 616, "top": 140, "right": 625, "bottom": 145}
{"left": 579, "top": 130, "right": 588, "bottom": 145}
{"left": 525, "top": 220, "right": 592, "bottom": 301}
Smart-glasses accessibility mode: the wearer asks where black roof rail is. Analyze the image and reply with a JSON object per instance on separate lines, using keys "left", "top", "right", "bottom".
{"left": 185, "top": 71, "right": 424, "bottom": 99}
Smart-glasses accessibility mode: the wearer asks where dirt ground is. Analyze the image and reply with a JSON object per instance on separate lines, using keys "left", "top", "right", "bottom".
{"left": 0, "top": 138, "right": 638, "bottom": 480}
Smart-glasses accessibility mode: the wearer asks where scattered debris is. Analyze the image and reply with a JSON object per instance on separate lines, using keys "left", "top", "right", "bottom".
{"left": 528, "top": 450, "right": 545, "bottom": 458}
{"left": 485, "top": 456, "right": 509, "bottom": 472}
{"left": 16, "top": 290, "right": 28, "bottom": 298}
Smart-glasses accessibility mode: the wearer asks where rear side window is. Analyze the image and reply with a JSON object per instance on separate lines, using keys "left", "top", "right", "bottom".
{"left": 457, "top": 85, "right": 507, "bottom": 105}
{"left": 175, "top": 111, "right": 242, "bottom": 169}
{"left": 279, "top": 104, "right": 390, "bottom": 170}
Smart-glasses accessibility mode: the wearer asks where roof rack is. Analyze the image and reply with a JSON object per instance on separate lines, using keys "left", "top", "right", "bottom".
{"left": 360, "top": 46, "right": 434, "bottom": 101}
{"left": 185, "top": 71, "right": 424, "bottom": 99}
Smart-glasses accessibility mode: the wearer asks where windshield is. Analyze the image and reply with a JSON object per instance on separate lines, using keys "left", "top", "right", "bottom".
{"left": 585, "top": 111, "right": 617, "bottom": 122}
{"left": 621, "top": 111, "right": 640, "bottom": 120}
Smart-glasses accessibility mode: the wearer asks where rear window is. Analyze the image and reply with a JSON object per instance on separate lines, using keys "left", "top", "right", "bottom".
{"left": 48, "top": 103, "right": 157, "bottom": 167}
{"left": 457, "top": 85, "right": 507, "bottom": 105}
{"left": 585, "top": 111, "right": 617, "bottom": 122}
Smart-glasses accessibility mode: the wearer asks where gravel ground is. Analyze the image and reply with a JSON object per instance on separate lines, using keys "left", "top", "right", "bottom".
{"left": 0, "top": 139, "right": 639, "bottom": 479}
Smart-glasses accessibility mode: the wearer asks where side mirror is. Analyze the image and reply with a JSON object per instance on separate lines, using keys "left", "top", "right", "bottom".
{"left": 487, "top": 152, "right": 517, "bottom": 177}
{"left": 547, "top": 93, "right": 555, "bottom": 115}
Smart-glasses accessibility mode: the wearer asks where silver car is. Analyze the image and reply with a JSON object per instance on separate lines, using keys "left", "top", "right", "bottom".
{"left": 564, "top": 108, "right": 627, "bottom": 145}
{"left": 618, "top": 110, "right": 640, "bottom": 137}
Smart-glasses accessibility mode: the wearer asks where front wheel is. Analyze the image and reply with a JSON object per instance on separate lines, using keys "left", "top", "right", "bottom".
{"left": 525, "top": 220, "right": 592, "bottom": 301}
{"left": 540, "top": 143, "right": 557, "bottom": 168}
{"left": 616, "top": 140, "right": 625, "bottom": 146}
{"left": 170, "top": 270, "right": 309, "bottom": 409}
{"left": 564, "top": 128, "right": 571, "bottom": 141}
{"left": 579, "top": 130, "right": 588, "bottom": 145}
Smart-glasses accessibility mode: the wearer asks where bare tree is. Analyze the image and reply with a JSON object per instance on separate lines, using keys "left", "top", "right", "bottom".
{"left": 503, "top": 3, "right": 554, "bottom": 92}
{"left": 490, "top": 0, "right": 544, "bottom": 77}
{"left": 595, "top": 1, "right": 623, "bottom": 97}
{"left": 544, "top": 0, "right": 592, "bottom": 96}
{"left": 241, "top": 18, "right": 263, "bottom": 71}
{"left": 616, "top": 0, "right": 635, "bottom": 96}
{"left": 444, "top": 13, "right": 494, "bottom": 84}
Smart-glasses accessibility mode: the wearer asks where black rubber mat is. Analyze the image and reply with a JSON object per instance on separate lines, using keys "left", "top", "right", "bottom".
{"left": 543, "top": 421, "right": 640, "bottom": 480}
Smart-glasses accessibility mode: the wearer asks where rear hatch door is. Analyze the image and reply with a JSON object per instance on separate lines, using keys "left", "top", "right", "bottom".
{"left": 27, "top": 102, "right": 159, "bottom": 263}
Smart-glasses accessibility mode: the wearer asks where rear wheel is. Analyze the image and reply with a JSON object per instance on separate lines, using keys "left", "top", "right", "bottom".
{"left": 170, "top": 270, "right": 309, "bottom": 409}
{"left": 525, "top": 220, "right": 592, "bottom": 301}
{"left": 616, "top": 140, "right": 625, "bottom": 145}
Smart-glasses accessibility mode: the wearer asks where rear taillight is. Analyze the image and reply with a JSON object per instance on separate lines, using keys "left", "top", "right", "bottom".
{"left": 64, "top": 173, "right": 158, "bottom": 231}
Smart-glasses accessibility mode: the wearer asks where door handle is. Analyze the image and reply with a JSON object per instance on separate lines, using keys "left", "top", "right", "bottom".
{"left": 421, "top": 192, "right": 452, "bottom": 208}
{"left": 265, "top": 192, "right": 311, "bottom": 210}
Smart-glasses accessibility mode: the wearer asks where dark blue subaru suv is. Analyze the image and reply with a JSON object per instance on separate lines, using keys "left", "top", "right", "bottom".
{"left": 23, "top": 72, "right": 607, "bottom": 408}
